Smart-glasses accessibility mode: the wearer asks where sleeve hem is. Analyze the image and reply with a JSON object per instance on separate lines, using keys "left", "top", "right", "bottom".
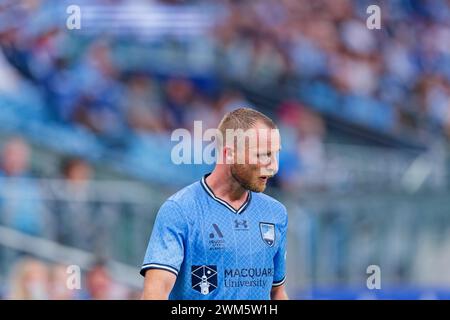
{"left": 272, "top": 276, "right": 286, "bottom": 287}
{"left": 140, "top": 263, "right": 179, "bottom": 277}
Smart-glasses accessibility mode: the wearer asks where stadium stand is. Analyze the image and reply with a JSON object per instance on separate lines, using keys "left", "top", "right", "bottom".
{"left": 0, "top": 0, "right": 450, "bottom": 299}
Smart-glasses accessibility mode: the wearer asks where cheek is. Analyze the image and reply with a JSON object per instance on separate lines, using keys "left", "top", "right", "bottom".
{"left": 249, "top": 153, "right": 260, "bottom": 165}
{"left": 234, "top": 151, "right": 251, "bottom": 165}
{"left": 250, "top": 164, "right": 263, "bottom": 177}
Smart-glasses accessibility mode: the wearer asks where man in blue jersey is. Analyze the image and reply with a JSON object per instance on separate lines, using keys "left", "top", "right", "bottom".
{"left": 141, "top": 108, "right": 288, "bottom": 300}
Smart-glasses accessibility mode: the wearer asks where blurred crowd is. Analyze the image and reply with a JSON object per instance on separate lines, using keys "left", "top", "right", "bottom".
{"left": 0, "top": 0, "right": 447, "bottom": 211}
{"left": 1, "top": 256, "right": 139, "bottom": 299}
{"left": 1, "top": 0, "right": 450, "bottom": 136}
{"left": 0, "top": 136, "right": 93, "bottom": 238}
{"left": 216, "top": 0, "right": 450, "bottom": 138}
{"left": 0, "top": 136, "right": 146, "bottom": 299}
{"left": 0, "top": 1, "right": 448, "bottom": 184}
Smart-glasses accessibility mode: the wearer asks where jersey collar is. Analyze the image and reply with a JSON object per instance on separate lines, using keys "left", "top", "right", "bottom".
{"left": 200, "top": 174, "right": 252, "bottom": 215}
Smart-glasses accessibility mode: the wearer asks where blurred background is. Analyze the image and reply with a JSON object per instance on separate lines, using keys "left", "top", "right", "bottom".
{"left": 1, "top": 0, "right": 450, "bottom": 299}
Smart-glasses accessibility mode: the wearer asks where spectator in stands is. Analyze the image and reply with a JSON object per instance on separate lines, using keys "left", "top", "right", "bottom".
{"left": 53, "top": 157, "right": 93, "bottom": 249}
{"left": 164, "top": 77, "right": 196, "bottom": 129}
{"left": 61, "top": 157, "right": 92, "bottom": 186}
{"left": 71, "top": 41, "right": 128, "bottom": 147}
{"left": 121, "top": 74, "right": 166, "bottom": 133}
{"left": 0, "top": 137, "right": 30, "bottom": 178}
{"left": 8, "top": 257, "right": 50, "bottom": 300}
{"left": 49, "top": 264, "right": 80, "bottom": 300}
{"left": 81, "top": 260, "right": 128, "bottom": 300}
{"left": 276, "top": 100, "right": 326, "bottom": 190}
{"left": 0, "top": 137, "right": 45, "bottom": 236}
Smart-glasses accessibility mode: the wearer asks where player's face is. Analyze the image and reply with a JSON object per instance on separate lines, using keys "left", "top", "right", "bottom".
{"left": 230, "top": 124, "right": 281, "bottom": 192}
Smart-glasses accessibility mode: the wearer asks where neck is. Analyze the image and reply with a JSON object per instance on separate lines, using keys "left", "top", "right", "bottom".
{"left": 205, "top": 166, "right": 248, "bottom": 203}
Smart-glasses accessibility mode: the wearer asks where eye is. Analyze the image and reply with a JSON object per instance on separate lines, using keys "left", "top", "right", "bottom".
{"left": 258, "top": 153, "right": 271, "bottom": 158}
{"left": 257, "top": 153, "right": 271, "bottom": 163}
{"left": 257, "top": 153, "right": 269, "bottom": 158}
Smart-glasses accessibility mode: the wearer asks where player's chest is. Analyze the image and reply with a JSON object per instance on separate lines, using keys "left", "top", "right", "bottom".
{"left": 188, "top": 214, "right": 280, "bottom": 256}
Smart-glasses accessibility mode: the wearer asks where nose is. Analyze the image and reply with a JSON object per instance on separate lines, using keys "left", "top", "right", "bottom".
{"left": 267, "top": 154, "right": 278, "bottom": 174}
{"left": 260, "top": 154, "right": 278, "bottom": 176}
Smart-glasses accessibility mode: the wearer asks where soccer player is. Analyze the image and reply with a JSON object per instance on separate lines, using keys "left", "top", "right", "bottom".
{"left": 141, "top": 108, "right": 288, "bottom": 300}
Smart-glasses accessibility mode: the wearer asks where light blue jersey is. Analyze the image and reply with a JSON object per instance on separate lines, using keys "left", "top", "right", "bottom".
{"left": 140, "top": 174, "right": 288, "bottom": 300}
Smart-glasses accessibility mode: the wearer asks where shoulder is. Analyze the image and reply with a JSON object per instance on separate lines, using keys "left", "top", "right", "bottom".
{"left": 253, "top": 192, "right": 287, "bottom": 212}
{"left": 158, "top": 180, "right": 202, "bottom": 220}
{"left": 252, "top": 192, "right": 288, "bottom": 222}
{"left": 166, "top": 180, "right": 202, "bottom": 206}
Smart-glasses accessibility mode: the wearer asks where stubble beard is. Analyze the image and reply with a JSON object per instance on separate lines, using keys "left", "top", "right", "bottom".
{"left": 230, "top": 165, "right": 266, "bottom": 193}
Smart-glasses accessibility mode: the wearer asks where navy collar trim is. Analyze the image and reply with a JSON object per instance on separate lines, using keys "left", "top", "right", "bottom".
{"left": 200, "top": 174, "right": 251, "bottom": 215}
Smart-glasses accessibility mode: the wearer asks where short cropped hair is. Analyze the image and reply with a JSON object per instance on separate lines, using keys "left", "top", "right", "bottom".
{"left": 217, "top": 107, "right": 277, "bottom": 140}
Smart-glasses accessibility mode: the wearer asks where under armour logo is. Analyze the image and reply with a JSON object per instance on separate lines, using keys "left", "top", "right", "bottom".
{"left": 234, "top": 219, "right": 248, "bottom": 229}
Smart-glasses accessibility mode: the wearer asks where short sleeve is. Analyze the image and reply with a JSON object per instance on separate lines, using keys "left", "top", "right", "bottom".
{"left": 273, "top": 210, "right": 288, "bottom": 286}
{"left": 140, "top": 200, "right": 187, "bottom": 277}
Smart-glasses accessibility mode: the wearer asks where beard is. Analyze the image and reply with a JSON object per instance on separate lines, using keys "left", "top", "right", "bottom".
{"left": 230, "top": 164, "right": 267, "bottom": 193}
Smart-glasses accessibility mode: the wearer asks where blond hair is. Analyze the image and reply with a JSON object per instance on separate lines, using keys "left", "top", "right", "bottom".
{"left": 217, "top": 107, "right": 276, "bottom": 143}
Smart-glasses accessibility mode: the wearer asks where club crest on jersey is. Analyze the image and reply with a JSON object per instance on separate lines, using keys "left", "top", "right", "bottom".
{"left": 259, "top": 222, "right": 275, "bottom": 247}
{"left": 191, "top": 265, "right": 217, "bottom": 295}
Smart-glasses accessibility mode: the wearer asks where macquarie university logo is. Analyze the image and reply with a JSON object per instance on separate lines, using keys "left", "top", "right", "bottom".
{"left": 191, "top": 265, "right": 218, "bottom": 295}
{"left": 259, "top": 222, "right": 275, "bottom": 247}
